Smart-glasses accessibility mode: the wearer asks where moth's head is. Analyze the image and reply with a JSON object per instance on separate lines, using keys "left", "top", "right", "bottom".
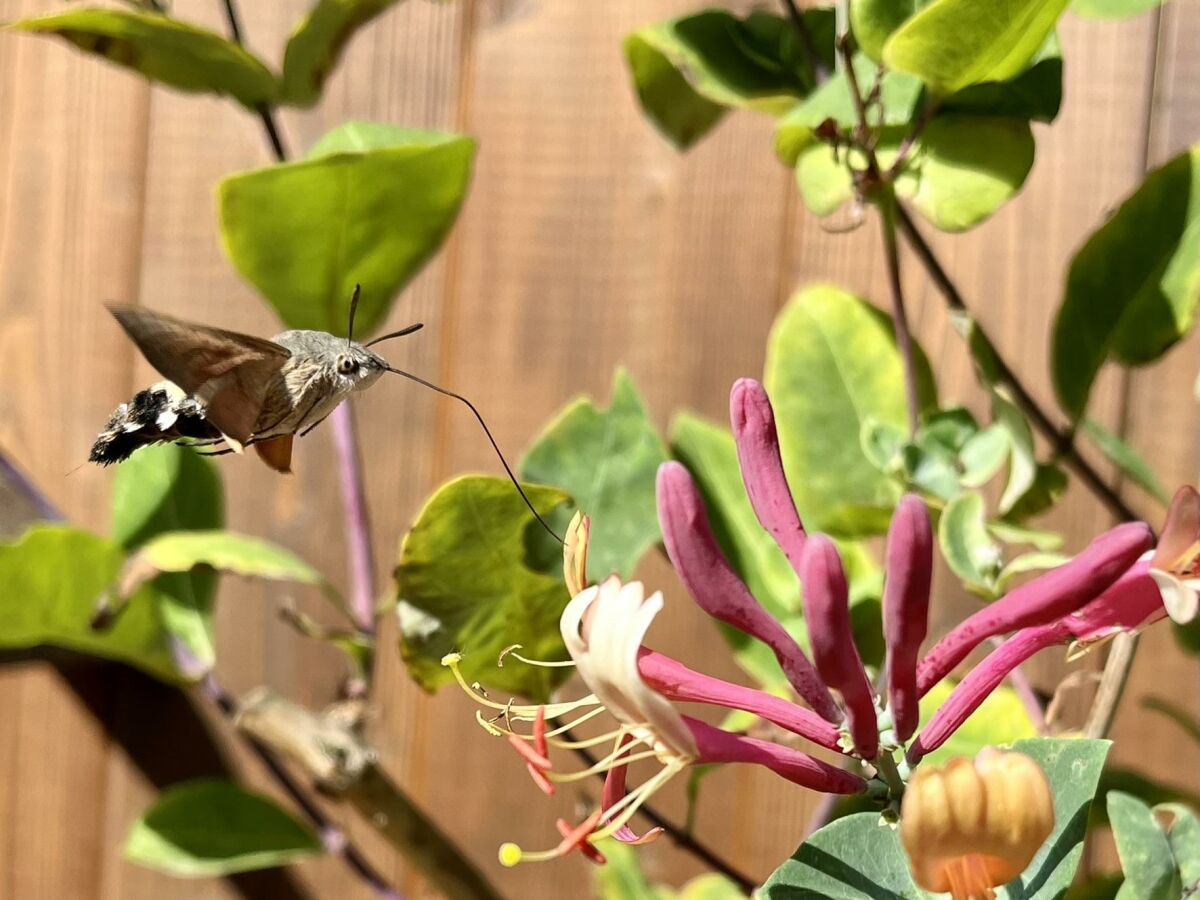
{"left": 333, "top": 342, "right": 388, "bottom": 392}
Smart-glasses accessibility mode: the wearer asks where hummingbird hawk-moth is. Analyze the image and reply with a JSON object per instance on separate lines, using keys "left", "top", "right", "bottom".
{"left": 90, "top": 288, "right": 561, "bottom": 541}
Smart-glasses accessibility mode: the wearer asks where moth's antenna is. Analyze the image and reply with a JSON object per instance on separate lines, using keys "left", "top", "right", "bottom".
{"left": 384, "top": 364, "right": 564, "bottom": 544}
{"left": 365, "top": 322, "right": 424, "bottom": 347}
{"left": 347, "top": 284, "right": 362, "bottom": 347}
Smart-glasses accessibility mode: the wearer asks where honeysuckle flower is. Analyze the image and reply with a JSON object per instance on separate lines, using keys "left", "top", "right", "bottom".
{"left": 444, "top": 573, "right": 867, "bottom": 867}
{"left": 883, "top": 494, "right": 932, "bottom": 743}
{"left": 900, "top": 748, "right": 1054, "bottom": 899}
{"left": 1148, "top": 485, "right": 1200, "bottom": 624}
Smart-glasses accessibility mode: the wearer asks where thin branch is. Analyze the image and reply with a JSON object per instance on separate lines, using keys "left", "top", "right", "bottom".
{"left": 203, "top": 676, "right": 403, "bottom": 899}
{"left": 565, "top": 738, "right": 757, "bottom": 894}
{"left": 218, "top": 0, "right": 289, "bottom": 159}
{"left": 892, "top": 204, "right": 1143, "bottom": 525}
{"left": 780, "top": 0, "right": 829, "bottom": 87}
{"left": 878, "top": 192, "right": 921, "bottom": 436}
{"left": 1083, "top": 632, "right": 1140, "bottom": 739}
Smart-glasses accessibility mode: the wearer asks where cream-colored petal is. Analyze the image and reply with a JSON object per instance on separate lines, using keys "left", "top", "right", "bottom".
{"left": 1150, "top": 569, "right": 1199, "bottom": 624}
{"left": 621, "top": 590, "right": 697, "bottom": 759}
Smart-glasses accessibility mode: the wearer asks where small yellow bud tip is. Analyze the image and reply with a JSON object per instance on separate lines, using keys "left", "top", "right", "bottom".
{"left": 498, "top": 843, "right": 522, "bottom": 867}
{"left": 440, "top": 652, "right": 462, "bottom": 667}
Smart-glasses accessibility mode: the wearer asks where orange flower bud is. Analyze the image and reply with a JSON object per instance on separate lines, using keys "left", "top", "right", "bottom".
{"left": 900, "top": 749, "right": 1054, "bottom": 899}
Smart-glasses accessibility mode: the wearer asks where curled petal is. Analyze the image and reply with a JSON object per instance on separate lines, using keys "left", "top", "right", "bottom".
{"left": 685, "top": 715, "right": 867, "bottom": 795}
{"left": 657, "top": 461, "right": 840, "bottom": 721}
{"left": 917, "top": 522, "right": 1153, "bottom": 695}
{"left": 563, "top": 512, "right": 591, "bottom": 596}
{"left": 637, "top": 649, "right": 843, "bottom": 751}
{"left": 799, "top": 535, "right": 878, "bottom": 758}
{"left": 908, "top": 629, "right": 1058, "bottom": 764}
{"left": 730, "top": 378, "right": 807, "bottom": 566}
{"left": 1151, "top": 485, "right": 1200, "bottom": 571}
{"left": 601, "top": 738, "right": 663, "bottom": 845}
{"left": 883, "top": 495, "right": 933, "bottom": 742}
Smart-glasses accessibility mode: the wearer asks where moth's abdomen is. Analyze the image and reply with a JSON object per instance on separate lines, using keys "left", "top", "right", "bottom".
{"left": 89, "top": 383, "right": 220, "bottom": 465}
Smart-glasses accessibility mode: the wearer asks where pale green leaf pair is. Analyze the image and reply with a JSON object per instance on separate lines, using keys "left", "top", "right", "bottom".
{"left": 1107, "top": 792, "right": 1198, "bottom": 900}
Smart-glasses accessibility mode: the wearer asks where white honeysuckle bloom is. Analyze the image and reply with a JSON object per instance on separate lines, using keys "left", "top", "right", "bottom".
{"left": 560, "top": 577, "right": 699, "bottom": 761}
{"left": 1150, "top": 564, "right": 1200, "bottom": 624}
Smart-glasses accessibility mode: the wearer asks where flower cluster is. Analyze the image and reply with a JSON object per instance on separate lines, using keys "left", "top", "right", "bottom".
{"left": 445, "top": 377, "right": 1192, "bottom": 871}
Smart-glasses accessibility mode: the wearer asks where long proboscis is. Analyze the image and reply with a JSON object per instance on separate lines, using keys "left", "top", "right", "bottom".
{"left": 384, "top": 365, "right": 564, "bottom": 545}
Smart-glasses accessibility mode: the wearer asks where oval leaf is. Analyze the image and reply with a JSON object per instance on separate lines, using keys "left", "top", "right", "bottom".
{"left": 219, "top": 125, "right": 474, "bottom": 336}
{"left": 851, "top": 0, "right": 929, "bottom": 63}
{"left": 1107, "top": 792, "right": 1182, "bottom": 900}
{"left": 917, "top": 680, "right": 1036, "bottom": 766}
{"left": 125, "top": 779, "right": 322, "bottom": 877}
{"left": 281, "top": 0, "right": 405, "bottom": 107}
{"left": 395, "top": 475, "right": 571, "bottom": 700}
{"left": 13, "top": 8, "right": 278, "bottom": 109}
{"left": 939, "top": 490, "right": 1003, "bottom": 592}
{"left": 521, "top": 369, "right": 667, "bottom": 580}
{"left": 883, "top": 0, "right": 1070, "bottom": 94}
{"left": 136, "top": 530, "right": 323, "bottom": 585}
{"left": 765, "top": 285, "right": 936, "bottom": 538}
{"left": 1052, "top": 147, "right": 1200, "bottom": 419}
{"left": 0, "top": 526, "right": 203, "bottom": 681}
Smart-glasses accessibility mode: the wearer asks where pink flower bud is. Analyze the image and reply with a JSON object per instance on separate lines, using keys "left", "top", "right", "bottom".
{"left": 730, "top": 378, "right": 807, "bottom": 566}
{"left": 657, "top": 462, "right": 841, "bottom": 722}
{"left": 917, "top": 522, "right": 1152, "bottom": 694}
{"left": 685, "top": 716, "right": 867, "bottom": 795}
{"left": 884, "top": 494, "right": 933, "bottom": 742}
{"left": 799, "top": 535, "right": 879, "bottom": 758}
{"left": 637, "top": 648, "right": 843, "bottom": 751}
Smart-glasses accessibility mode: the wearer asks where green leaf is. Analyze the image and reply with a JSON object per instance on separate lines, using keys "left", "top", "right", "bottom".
{"left": 624, "top": 9, "right": 833, "bottom": 149}
{"left": 851, "top": 0, "right": 929, "bottom": 63}
{"left": 763, "top": 738, "right": 1110, "bottom": 898}
{"left": 1066, "top": 876, "right": 1125, "bottom": 900}
{"left": 521, "top": 369, "right": 667, "bottom": 580}
{"left": 218, "top": 123, "right": 474, "bottom": 336}
{"left": 125, "top": 779, "right": 321, "bottom": 877}
{"left": 1052, "top": 147, "right": 1200, "bottom": 420}
{"left": 939, "top": 490, "right": 1003, "bottom": 592}
{"left": 765, "top": 285, "right": 936, "bottom": 538}
{"left": 1157, "top": 803, "right": 1200, "bottom": 887}
{"left": 992, "top": 391, "right": 1037, "bottom": 513}
{"left": 917, "top": 679, "right": 1037, "bottom": 766}
{"left": 960, "top": 424, "right": 1011, "bottom": 487}
{"left": 0, "top": 526, "right": 201, "bottom": 681}
{"left": 1108, "top": 792, "right": 1182, "bottom": 900}
{"left": 394, "top": 475, "right": 571, "bottom": 700}
{"left": 1071, "top": 0, "right": 1168, "bottom": 18}
{"left": 895, "top": 115, "right": 1035, "bottom": 233}
{"left": 1094, "top": 768, "right": 1200, "bottom": 827}
{"left": 883, "top": 0, "right": 1071, "bottom": 95}
{"left": 281, "top": 0, "right": 405, "bottom": 107}
{"left": 1000, "top": 462, "right": 1069, "bottom": 523}
{"left": 794, "top": 142, "right": 856, "bottom": 217}
{"left": 135, "top": 531, "right": 324, "bottom": 585}
{"left": 778, "top": 53, "right": 923, "bottom": 137}
{"left": 594, "top": 839, "right": 666, "bottom": 900}
{"left": 1082, "top": 420, "right": 1169, "bottom": 505}
{"left": 941, "top": 32, "right": 1063, "bottom": 123}
{"left": 12, "top": 8, "right": 278, "bottom": 109}
{"left": 110, "top": 444, "right": 223, "bottom": 674}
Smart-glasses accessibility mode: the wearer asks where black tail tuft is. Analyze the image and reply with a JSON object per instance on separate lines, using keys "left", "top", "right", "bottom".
{"left": 89, "top": 385, "right": 220, "bottom": 465}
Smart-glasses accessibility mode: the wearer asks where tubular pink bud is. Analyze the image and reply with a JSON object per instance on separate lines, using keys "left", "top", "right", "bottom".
{"left": 730, "top": 378, "right": 808, "bottom": 566}
{"left": 657, "top": 462, "right": 841, "bottom": 722}
{"left": 908, "top": 628, "right": 1057, "bottom": 764}
{"left": 637, "top": 649, "right": 844, "bottom": 752}
{"left": 685, "top": 716, "right": 867, "bottom": 795}
{"left": 884, "top": 495, "right": 933, "bottom": 742}
{"left": 916, "top": 522, "right": 1153, "bottom": 695}
{"left": 799, "top": 535, "right": 879, "bottom": 758}
{"left": 1062, "top": 559, "right": 1166, "bottom": 643}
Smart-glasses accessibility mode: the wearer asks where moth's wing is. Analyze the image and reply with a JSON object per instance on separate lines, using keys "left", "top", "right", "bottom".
{"left": 108, "top": 305, "right": 290, "bottom": 444}
{"left": 253, "top": 435, "right": 294, "bottom": 474}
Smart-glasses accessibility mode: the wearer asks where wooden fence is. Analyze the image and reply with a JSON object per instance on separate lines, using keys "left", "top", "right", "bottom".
{"left": 0, "top": 0, "right": 1198, "bottom": 897}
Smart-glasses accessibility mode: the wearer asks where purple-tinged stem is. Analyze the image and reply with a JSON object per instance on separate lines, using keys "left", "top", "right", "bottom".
{"left": 657, "top": 462, "right": 841, "bottom": 722}
{"left": 908, "top": 628, "right": 1058, "bottom": 764}
{"left": 330, "top": 404, "right": 378, "bottom": 636}
{"left": 638, "top": 649, "right": 844, "bottom": 751}
{"left": 685, "top": 716, "right": 867, "bottom": 794}
{"left": 0, "top": 449, "right": 64, "bottom": 522}
{"left": 916, "top": 522, "right": 1152, "bottom": 695}
{"left": 799, "top": 536, "right": 878, "bottom": 758}
{"left": 882, "top": 495, "right": 932, "bottom": 742}
{"left": 730, "top": 378, "right": 808, "bottom": 567}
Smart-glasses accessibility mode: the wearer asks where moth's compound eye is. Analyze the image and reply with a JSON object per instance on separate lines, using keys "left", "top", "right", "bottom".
{"left": 337, "top": 355, "right": 359, "bottom": 375}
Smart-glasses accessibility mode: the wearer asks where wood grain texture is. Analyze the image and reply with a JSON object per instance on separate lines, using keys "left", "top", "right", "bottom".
{"left": 0, "top": 0, "right": 1196, "bottom": 896}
